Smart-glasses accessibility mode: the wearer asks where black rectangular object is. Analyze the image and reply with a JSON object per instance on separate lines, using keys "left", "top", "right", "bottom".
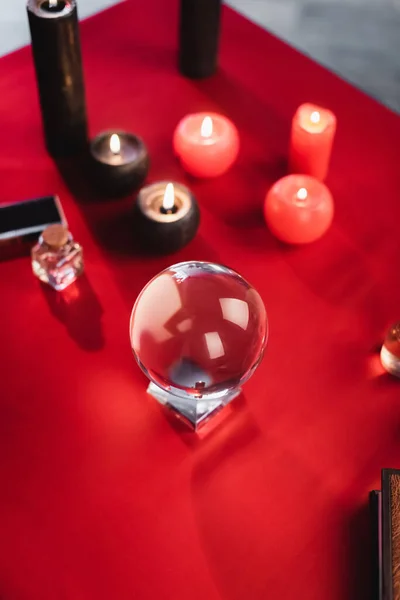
{"left": 0, "top": 195, "right": 67, "bottom": 262}
{"left": 179, "top": 0, "right": 222, "bottom": 79}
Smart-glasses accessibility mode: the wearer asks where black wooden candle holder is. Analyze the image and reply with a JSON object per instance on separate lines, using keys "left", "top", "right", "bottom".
{"left": 27, "top": 0, "right": 88, "bottom": 157}
{"left": 178, "top": 0, "right": 222, "bottom": 79}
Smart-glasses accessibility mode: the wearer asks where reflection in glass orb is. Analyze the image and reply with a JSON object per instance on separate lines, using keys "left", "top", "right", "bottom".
{"left": 130, "top": 261, "right": 268, "bottom": 429}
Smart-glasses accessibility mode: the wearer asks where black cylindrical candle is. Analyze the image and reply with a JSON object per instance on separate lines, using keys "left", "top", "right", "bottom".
{"left": 133, "top": 182, "right": 200, "bottom": 254}
{"left": 89, "top": 131, "right": 150, "bottom": 198}
{"left": 179, "top": 0, "right": 222, "bottom": 79}
{"left": 27, "top": 0, "right": 88, "bottom": 157}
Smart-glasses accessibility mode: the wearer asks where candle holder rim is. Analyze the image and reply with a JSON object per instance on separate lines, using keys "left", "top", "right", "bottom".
{"left": 27, "top": 0, "right": 74, "bottom": 18}
{"left": 296, "top": 102, "right": 336, "bottom": 116}
{"left": 138, "top": 180, "right": 193, "bottom": 195}
{"left": 178, "top": 111, "right": 235, "bottom": 123}
{"left": 90, "top": 130, "right": 148, "bottom": 165}
{"left": 136, "top": 181, "right": 196, "bottom": 223}
{"left": 294, "top": 103, "right": 337, "bottom": 131}
{"left": 273, "top": 173, "right": 331, "bottom": 191}
{"left": 176, "top": 111, "right": 239, "bottom": 140}
{"left": 269, "top": 174, "right": 333, "bottom": 211}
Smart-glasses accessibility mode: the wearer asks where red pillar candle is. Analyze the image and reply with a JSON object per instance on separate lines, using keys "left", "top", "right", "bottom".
{"left": 173, "top": 112, "right": 239, "bottom": 177}
{"left": 289, "top": 103, "right": 337, "bottom": 181}
{"left": 264, "top": 174, "right": 334, "bottom": 244}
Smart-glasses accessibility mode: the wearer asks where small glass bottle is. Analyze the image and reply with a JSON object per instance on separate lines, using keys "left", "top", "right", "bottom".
{"left": 381, "top": 322, "right": 400, "bottom": 378}
{"left": 31, "top": 224, "right": 83, "bottom": 291}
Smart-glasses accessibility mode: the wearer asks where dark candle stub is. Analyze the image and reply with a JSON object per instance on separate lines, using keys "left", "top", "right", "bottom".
{"left": 179, "top": 0, "right": 222, "bottom": 79}
{"left": 27, "top": 0, "right": 88, "bottom": 157}
{"left": 133, "top": 182, "right": 200, "bottom": 254}
{"left": 89, "top": 131, "right": 150, "bottom": 198}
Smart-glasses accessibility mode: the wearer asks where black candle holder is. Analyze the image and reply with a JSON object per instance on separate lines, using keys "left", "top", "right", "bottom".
{"left": 179, "top": 0, "right": 222, "bottom": 79}
{"left": 27, "top": 0, "right": 88, "bottom": 157}
{"left": 89, "top": 131, "right": 150, "bottom": 198}
{"left": 132, "top": 182, "right": 200, "bottom": 254}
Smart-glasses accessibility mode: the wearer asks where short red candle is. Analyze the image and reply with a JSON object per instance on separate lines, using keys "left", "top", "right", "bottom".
{"left": 173, "top": 112, "right": 239, "bottom": 178}
{"left": 264, "top": 174, "right": 334, "bottom": 244}
{"left": 289, "top": 103, "right": 337, "bottom": 181}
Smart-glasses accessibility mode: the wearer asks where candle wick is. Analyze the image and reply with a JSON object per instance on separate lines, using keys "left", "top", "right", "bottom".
{"left": 310, "top": 111, "right": 321, "bottom": 124}
{"left": 295, "top": 187, "right": 308, "bottom": 205}
{"left": 160, "top": 204, "right": 178, "bottom": 215}
{"left": 42, "top": 0, "right": 66, "bottom": 10}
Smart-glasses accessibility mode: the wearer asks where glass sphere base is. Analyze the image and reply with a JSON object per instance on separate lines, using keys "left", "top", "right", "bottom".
{"left": 147, "top": 382, "right": 241, "bottom": 430}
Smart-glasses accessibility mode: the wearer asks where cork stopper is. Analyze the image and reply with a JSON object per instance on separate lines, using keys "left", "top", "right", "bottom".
{"left": 42, "top": 224, "right": 69, "bottom": 249}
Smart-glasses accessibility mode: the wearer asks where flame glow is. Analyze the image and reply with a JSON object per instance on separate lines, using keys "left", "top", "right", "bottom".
{"left": 49, "top": 0, "right": 58, "bottom": 6}
{"left": 200, "top": 116, "right": 213, "bottom": 138}
{"left": 296, "top": 188, "right": 308, "bottom": 202}
{"left": 310, "top": 111, "right": 321, "bottom": 124}
{"left": 162, "top": 183, "right": 175, "bottom": 211}
{"left": 110, "top": 134, "right": 121, "bottom": 154}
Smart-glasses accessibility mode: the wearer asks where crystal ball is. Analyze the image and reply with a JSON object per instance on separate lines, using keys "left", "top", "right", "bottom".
{"left": 130, "top": 262, "right": 268, "bottom": 399}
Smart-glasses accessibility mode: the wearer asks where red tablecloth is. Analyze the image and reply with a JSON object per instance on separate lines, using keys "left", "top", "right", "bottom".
{"left": 1, "top": 1, "right": 399, "bottom": 598}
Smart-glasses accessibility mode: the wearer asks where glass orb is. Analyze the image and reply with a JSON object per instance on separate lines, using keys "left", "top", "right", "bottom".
{"left": 130, "top": 262, "right": 268, "bottom": 427}
{"left": 381, "top": 322, "right": 400, "bottom": 378}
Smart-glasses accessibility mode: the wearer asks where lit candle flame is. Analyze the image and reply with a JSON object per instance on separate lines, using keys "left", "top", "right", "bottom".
{"left": 310, "top": 111, "right": 321, "bottom": 124}
{"left": 162, "top": 183, "right": 175, "bottom": 211}
{"left": 296, "top": 188, "right": 308, "bottom": 202}
{"left": 49, "top": 0, "right": 58, "bottom": 6}
{"left": 200, "top": 116, "right": 213, "bottom": 138}
{"left": 110, "top": 133, "right": 121, "bottom": 155}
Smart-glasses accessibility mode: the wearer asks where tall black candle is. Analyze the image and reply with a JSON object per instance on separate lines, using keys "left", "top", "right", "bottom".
{"left": 27, "top": 0, "right": 88, "bottom": 157}
{"left": 179, "top": 0, "right": 222, "bottom": 79}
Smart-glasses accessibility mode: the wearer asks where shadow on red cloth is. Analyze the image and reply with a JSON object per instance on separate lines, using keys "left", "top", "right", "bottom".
{"left": 54, "top": 156, "right": 158, "bottom": 256}
{"left": 187, "top": 70, "right": 289, "bottom": 227}
{"left": 190, "top": 424, "right": 375, "bottom": 600}
{"left": 40, "top": 274, "right": 104, "bottom": 352}
{"left": 343, "top": 502, "right": 374, "bottom": 600}
{"left": 54, "top": 157, "right": 222, "bottom": 312}
{"left": 158, "top": 390, "right": 249, "bottom": 443}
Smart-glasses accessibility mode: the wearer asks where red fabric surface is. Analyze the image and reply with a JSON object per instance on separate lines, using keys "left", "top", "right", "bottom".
{"left": 0, "top": 1, "right": 400, "bottom": 598}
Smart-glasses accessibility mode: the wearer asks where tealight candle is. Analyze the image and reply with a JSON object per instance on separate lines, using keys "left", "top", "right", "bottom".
{"left": 89, "top": 130, "right": 149, "bottom": 198}
{"left": 264, "top": 174, "right": 334, "bottom": 244}
{"left": 289, "top": 103, "right": 337, "bottom": 181}
{"left": 173, "top": 112, "right": 239, "bottom": 177}
{"left": 132, "top": 181, "right": 200, "bottom": 254}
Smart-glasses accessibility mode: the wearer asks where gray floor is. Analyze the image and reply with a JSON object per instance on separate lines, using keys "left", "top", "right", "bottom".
{"left": 2, "top": 0, "right": 399, "bottom": 113}
{"left": 228, "top": 0, "right": 400, "bottom": 113}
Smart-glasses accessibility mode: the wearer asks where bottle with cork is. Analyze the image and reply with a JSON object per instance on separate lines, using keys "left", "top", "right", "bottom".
{"left": 31, "top": 224, "right": 83, "bottom": 290}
